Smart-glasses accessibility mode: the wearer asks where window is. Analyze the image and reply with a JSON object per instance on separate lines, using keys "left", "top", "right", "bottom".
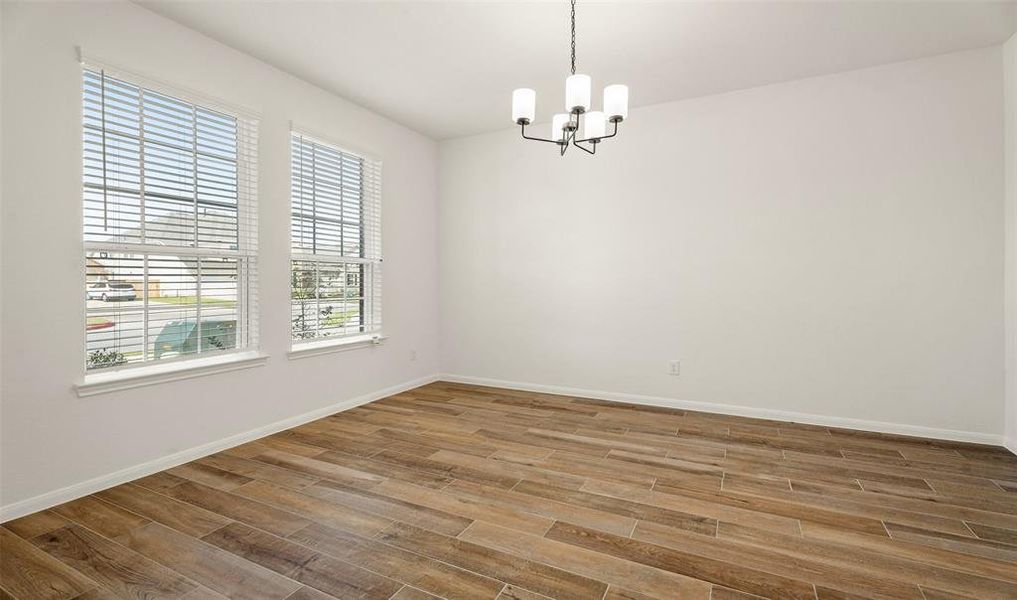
{"left": 290, "top": 132, "right": 382, "bottom": 344}
{"left": 83, "top": 67, "right": 258, "bottom": 371}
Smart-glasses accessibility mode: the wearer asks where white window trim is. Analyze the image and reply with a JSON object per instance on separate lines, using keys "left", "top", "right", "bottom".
{"left": 287, "top": 333, "right": 389, "bottom": 360}
{"left": 76, "top": 351, "right": 268, "bottom": 397}
{"left": 289, "top": 129, "right": 383, "bottom": 349}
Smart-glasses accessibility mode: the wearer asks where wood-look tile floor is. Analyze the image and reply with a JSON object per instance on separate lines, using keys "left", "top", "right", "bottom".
{"left": 4, "top": 382, "right": 1017, "bottom": 600}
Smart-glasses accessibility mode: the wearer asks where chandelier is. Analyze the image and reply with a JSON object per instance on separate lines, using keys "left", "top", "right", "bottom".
{"left": 511, "top": 0, "right": 628, "bottom": 156}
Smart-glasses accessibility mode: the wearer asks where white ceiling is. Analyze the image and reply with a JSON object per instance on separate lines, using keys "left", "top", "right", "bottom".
{"left": 138, "top": 1, "right": 1017, "bottom": 140}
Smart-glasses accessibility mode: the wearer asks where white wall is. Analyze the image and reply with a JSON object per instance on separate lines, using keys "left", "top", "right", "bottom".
{"left": 439, "top": 47, "right": 1005, "bottom": 441}
{"left": 1, "top": 1, "right": 439, "bottom": 515}
{"left": 1006, "top": 34, "right": 1017, "bottom": 453}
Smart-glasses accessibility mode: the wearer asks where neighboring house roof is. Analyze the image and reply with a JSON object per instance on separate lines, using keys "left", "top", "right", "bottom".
{"left": 88, "top": 207, "right": 239, "bottom": 281}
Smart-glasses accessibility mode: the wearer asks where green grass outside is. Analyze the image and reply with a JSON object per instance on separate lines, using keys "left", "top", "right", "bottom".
{"left": 324, "top": 310, "right": 359, "bottom": 328}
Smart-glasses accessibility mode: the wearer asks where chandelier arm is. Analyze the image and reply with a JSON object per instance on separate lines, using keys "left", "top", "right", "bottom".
{"left": 560, "top": 127, "right": 580, "bottom": 155}
{"left": 571, "top": 130, "right": 596, "bottom": 154}
{"left": 520, "top": 122, "right": 564, "bottom": 144}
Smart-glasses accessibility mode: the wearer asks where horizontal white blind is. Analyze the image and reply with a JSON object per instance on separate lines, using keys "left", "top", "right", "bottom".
{"left": 291, "top": 132, "right": 382, "bottom": 342}
{"left": 83, "top": 67, "right": 259, "bottom": 371}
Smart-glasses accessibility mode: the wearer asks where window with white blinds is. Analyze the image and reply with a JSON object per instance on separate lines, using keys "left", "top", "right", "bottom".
{"left": 83, "top": 67, "right": 258, "bottom": 371}
{"left": 290, "top": 132, "right": 382, "bottom": 344}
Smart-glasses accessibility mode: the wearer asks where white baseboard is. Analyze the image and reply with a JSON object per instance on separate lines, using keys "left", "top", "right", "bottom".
{"left": 0, "top": 374, "right": 439, "bottom": 523}
{"left": 1005, "top": 437, "right": 1017, "bottom": 457}
{"left": 439, "top": 373, "right": 1006, "bottom": 448}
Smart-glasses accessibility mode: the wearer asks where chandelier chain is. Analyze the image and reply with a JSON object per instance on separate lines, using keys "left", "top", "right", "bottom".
{"left": 570, "top": 0, "right": 576, "bottom": 75}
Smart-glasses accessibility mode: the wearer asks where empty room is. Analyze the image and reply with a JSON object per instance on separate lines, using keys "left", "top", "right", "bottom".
{"left": 3, "top": 0, "right": 1017, "bottom": 598}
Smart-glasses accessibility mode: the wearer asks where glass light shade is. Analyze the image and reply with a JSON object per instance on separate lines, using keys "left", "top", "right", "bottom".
{"left": 603, "top": 84, "right": 629, "bottom": 121}
{"left": 584, "top": 111, "right": 606, "bottom": 139}
{"left": 551, "top": 113, "right": 570, "bottom": 141}
{"left": 511, "top": 88, "right": 536, "bottom": 124}
{"left": 565, "top": 74, "right": 592, "bottom": 112}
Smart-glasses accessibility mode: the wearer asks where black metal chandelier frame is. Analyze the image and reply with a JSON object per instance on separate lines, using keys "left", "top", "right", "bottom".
{"left": 514, "top": 0, "right": 624, "bottom": 156}
{"left": 520, "top": 115, "right": 620, "bottom": 156}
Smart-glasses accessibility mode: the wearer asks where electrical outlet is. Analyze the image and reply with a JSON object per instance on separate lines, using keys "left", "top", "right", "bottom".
{"left": 668, "top": 360, "right": 680, "bottom": 376}
{"left": 410, "top": 349, "right": 418, "bottom": 362}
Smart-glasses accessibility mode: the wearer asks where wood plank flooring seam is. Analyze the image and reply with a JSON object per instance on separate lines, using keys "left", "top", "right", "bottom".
{"left": 170, "top": 487, "right": 498, "bottom": 599}
{"left": 285, "top": 520, "right": 507, "bottom": 599}
{"left": 369, "top": 519, "right": 615, "bottom": 600}
{"left": 51, "top": 484, "right": 426, "bottom": 600}
{"left": 15, "top": 515, "right": 232, "bottom": 600}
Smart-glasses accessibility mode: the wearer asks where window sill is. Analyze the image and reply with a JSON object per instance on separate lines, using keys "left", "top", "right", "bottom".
{"left": 288, "top": 334, "right": 388, "bottom": 360}
{"left": 76, "top": 351, "right": 269, "bottom": 397}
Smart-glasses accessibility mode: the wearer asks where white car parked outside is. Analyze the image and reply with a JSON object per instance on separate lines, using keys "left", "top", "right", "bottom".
{"left": 87, "top": 281, "right": 137, "bottom": 302}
